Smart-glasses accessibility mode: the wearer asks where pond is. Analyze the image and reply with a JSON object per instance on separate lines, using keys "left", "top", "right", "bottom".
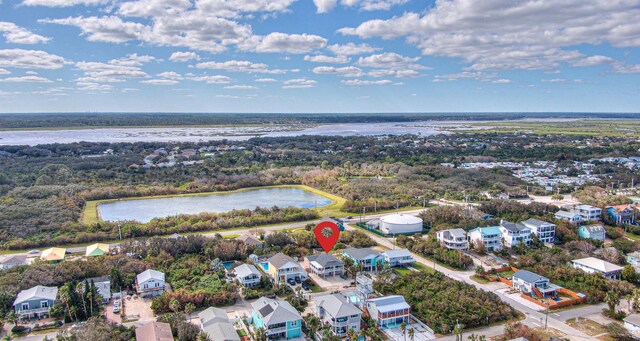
{"left": 97, "top": 187, "right": 332, "bottom": 223}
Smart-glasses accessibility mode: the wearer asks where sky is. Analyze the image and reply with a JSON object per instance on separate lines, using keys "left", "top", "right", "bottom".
{"left": 0, "top": 0, "right": 639, "bottom": 113}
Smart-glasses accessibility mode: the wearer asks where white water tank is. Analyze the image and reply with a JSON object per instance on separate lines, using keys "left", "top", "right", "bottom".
{"left": 379, "top": 214, "right": 423, "bottom": 234}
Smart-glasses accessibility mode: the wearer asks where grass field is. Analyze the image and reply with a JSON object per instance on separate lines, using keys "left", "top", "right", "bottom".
{"left": 457, "top": 119, "right": 640, "bottom": 137}
{"left": 82, "top": 184, "right": 346, "bottom": 225}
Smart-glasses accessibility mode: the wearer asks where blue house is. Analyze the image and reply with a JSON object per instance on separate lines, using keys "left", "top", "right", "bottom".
{"left": 342, "top": 248, "right": 384, "bottom": 272}
{"left": 13, "top": 285, "right": 58, "bottom": 319}
{"left": 606, "top": 205, "right": 636, "bottom": 225}
{"left": 251, "top": 297, "right": 302, "bottom": 340}
{"left": 578, "top": 224, "right": 606, "bottom": 242}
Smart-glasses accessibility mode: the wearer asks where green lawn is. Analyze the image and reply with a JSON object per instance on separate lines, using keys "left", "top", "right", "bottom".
{"left": 470, "top": 275, "right": 491, "bottom": 284}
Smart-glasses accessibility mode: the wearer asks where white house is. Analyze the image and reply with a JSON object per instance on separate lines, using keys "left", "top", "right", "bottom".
{"left": 0, "top": 254, "right": 27, "bottom": 270}
{"left": 233, "top": 264, "right": 262, "bottom": 287}
{"left": 554, "top": 210, "right": 583, "bottom": 224}
{"left": 365, "top": 295, "right": 410, "bottom": 329}
{"left": 199, "top": 307, "right": 240, "bottom": 341}
{"left": 314, "top": 294, "right": 362, "bottom": 337}
{"left": 575, "top": 204, "right": 602, "bottom": 221}
{"left": 380, "top": 249, "right": 415, "bottom": 267}
{"left": 570, "top": 257, "right": 623, "bottom": 280}
{"left": 624, "top": 314, "right": 640, "bottom": 339}
{"left": 303, "top": 253, "right": 344, "bottom": 278}
{"left": 511, "top": 270, "right": 560, "bottom": 298}
{"left": 436, "top": 228, "right": 469, "bottom": 250}
{"left": 467, "top": 226, "right": 503, "bottom": 251}
{"left": 84, "top": 276, "right": 111, "bottom": 304}
{"left": 499, "top": 220, "right": 532, "bottom": 248}
{"left": 521, "top": 218, "right": 556, "bottom": 243}
{"left": 136, "top": 269, "right": 165, "bottom": 297}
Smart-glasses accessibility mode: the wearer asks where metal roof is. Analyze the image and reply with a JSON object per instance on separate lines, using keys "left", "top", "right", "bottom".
{"left": 521, "top": 218, "right": 554, "bottom": 228}
{"left": 367, "top": 295, "right": 410, "bottom": 313}
{"left": 571, "top": 257, "right": 623, "bottom": 273}
{"left": 343, "top": 248, "right": 379, "bottom": 261}
{"left": 306, "top": 253, "right": 343, "bottom": 268}
{"left": 202, "top": 322, "right": 240, "bottom": 341}
{"left": 250, "top": 297, "right": 301, "bottom": 326}
{"left": 500, "top": 220, "right": 529, "bottom": 232}
{"left": 233, "top": 264, "right": 261, "bottom": 278}
{"left": 513, "top": 270, "right": 548, "bottom": 284}
{"left": 199, "top": 307, "right": 229, "bottom": 328}
{"left": 13, "top": 286, "right": 58, "bottom": 306}
{"left": 381, "top": 249, "right": 413, "bottom": 259}
{"left": 314, "top": 294, "right": 362, "bottom": 318}
{"left": 136, "top": 269, "right": 165, "bottom": 283}
{"left": 267, "top": 253, "right": 298, "bottom": 269}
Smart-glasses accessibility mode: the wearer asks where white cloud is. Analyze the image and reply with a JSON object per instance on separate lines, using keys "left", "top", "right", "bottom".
{"left": 326, "top": 43, "right": 380, "bottom": 56}
{"left": 573, "top": 55, "right": 615, "bottom": 67}
{"left": 224, "top": 85, "right": 258, "bottom": 90}
{"left": 339, "top": 0, "right": 409, "bottom": 11}
{"left": 75, "top": 60, "right": 149, "bottom": 82}
{"left": 194, "top": 0, "right": 296, "bottom": 17}
{"left": 141, "top": 79, "right": 179, "bottom": 85}
{"left": 312, "top": 66, "right": 364, "bottom": 77}
{"left": 492, "top": 79, "right": 512, "bottom": 84}
{"left": 542, "top": 78, "right": 566, "bottom": 83}
{"left": 157, "top": 71, "right": 182, "bottom": 79}
{"left": 195, "top": 60, "right": 287, "bottom": 74}
{"left": 118, "top": 0, "right": 192, "bottom": 17}
{"left": 356, "top": 52, "right": 426, "bottom": 70}
{"left": 0, "top": 22, "right": 50, "bottom": 44}
{"left": 22, "top": 0, "right": 107, "bottom": 7}
{"left": 304, "top": 55, "right": 350, "bottom": 64}
{"left": 25, "top": 71, "right": 38, "bottom": 75}
{"left": 0, "top": 68, "right": 10, "bottom": 75}
{"left": 433, "top": 71, "right": 497, "bottom": 82}
{"left": 0, "top": 49, "right": 66, "bottom": 69}
{"left": 313, "top": 0, "right": 337, "bottom": 13}
{"left": 0, "top": 75, "right": 52, "bottom": 82}
{"left": 367, "top": 69, "right": 420, "bottom": 78}
{"left": 41, "top": 16, "right": 151, "bottom": 43}
{"left": 255, "top": 78, "right": 277, "bottom": 82}
{"left": 216, "top": 94, "right": 241, "bottom": 99}
{"left": 77, "top": 82, "right": 113, "bottom": 91}
{"left": 188, "top": 75, "right": 231, "bottom": 83}
{"left": 169, "top": 51, "right": 200, "bottom": 62}
{"left": 341, "top": 79, "right": 393, "bottom": 85}
{"left": 613, "top": 63, "right": 640, "bottom": 74}
{"left": 339, "top": 1, "right": 640, "bottom": 71}
{"left": 283, "top": 78, "right": 316, "bottom": 88}
{"left": 253, "top": 32, "right": 327, "bottom": 54}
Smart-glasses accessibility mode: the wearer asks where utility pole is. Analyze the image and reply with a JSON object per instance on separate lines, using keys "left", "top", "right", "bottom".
{"left": 118, "top": 223, "right": 122, "bottom": 240}
{"left": 545, "top": 300, "right": 549, "bottom": 329}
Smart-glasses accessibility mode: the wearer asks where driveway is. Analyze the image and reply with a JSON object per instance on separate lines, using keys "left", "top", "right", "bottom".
{"left": 105, "top": 299, "right": 122, "bottom": 323}
{"left": 308, "top": 273, "right": 351, "bottom": 291}
{"left": 123, "top": 296, "right": 155, "bottom": 323}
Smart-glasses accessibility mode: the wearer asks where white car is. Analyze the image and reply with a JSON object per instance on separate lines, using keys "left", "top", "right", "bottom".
{"left": 113, "top": 305, "right": 120, "bottom": 313}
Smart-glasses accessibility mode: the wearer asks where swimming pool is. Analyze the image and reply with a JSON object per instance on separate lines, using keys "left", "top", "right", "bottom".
{"left": 260, "top": 262, "right": 269, "bottom": 272}
{"left": 222, "top": 261, "right": 235, "bottom": 270}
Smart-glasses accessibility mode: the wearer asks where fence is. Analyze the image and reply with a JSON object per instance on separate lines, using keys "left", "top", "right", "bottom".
{"left": 353, "top": 223, "right": 429, "bottom": 237}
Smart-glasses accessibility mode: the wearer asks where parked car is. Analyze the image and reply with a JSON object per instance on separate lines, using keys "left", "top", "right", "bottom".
{"left": 266, "top": 293, "right": 276, "bottom": 299}
{"left": 287, "top": 278, "right": 296, "bottom": 286}
{"left": 295, "top": 276, "right": 302, "bottom": 284}
{"left": 301, "top": 282, "right": 310, "bottom": 291}
{"left": 113, "top": 300, "right": 120, "bottom": 307}
{"left": 113, "top": 305, "right": 120, "bottom": 313}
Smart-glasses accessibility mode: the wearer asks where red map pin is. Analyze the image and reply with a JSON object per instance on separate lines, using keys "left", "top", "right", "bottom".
{"left": 314, "top": 220, "right": 340, "bottom": 253}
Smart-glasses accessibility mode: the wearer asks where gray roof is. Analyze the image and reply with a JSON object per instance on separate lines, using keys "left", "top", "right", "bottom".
{"left": 250, "top": 297, "right": 301, "bottom": 326}
{"left": 233, "top": 264, "right": 261, "bottom": 278}
{"left": 314, "top": 294, "right": 362, "bottom": 318}
{"left": 13, "top": 286, "right": 58, "bottom": 306}
{"left": 343, "top": 248, "right": 379, "bottom": 261}
{"left": 85, "top": 276, "right": 111, "bottom": 300}
{"left": 624, "top": 313, "right": 640, "bottom": 327}
{"left": 582, "top": 224, "right": 604, "bottom": 233}
{"left": 199, "top": 307, "right": 229, "bottom": 327}
{"left": 136, "top": 269, "right": 165, "bottom": 284}
{"left": 367, "top": 295, "right": 410, "bottom": 313}
{"left": 382, "top": 249, "right": 413, "bottom": 259}
{"left": 500, "top": 220, "right": 529, "bottom": 232}
{"left": 576, "top": 204, "right": 600, "bottom": 211}
{"left": 513, "top": 270, "right": 548, "bottom": 284}
{"left": 555, "top": 211, "right": 580, "bottom": 218}
{"left": 237, "top": 234, "right": 262, "bottom": 246}
{"left": 0, "top": 254, "right": 27, "bottom": 266}
{"left": 306, "top": 253, "right": 343, "bottom": 268}
{"left": 521, "top": 218, "right": 554, "bottom": 228}
{"left": 202, "top": 322, "right": 240, "bottom": 341}
{"left": 439, "top": 228, "right": 466, "bottom": 239}
{"left": 268, "top": 253, "right": 297, "bottom": 269}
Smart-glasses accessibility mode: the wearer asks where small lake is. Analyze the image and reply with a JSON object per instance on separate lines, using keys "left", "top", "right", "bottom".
{"left": 97, "top": 187, "right": 332, "bottom": 223}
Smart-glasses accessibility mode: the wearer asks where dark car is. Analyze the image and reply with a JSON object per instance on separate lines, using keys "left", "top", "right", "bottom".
{"left": 295, "top": 276, "right": 302, "bottom": 284}
{"left": 287, "top": 278, "right": 296, "bottom": 286}
{"left": 301, "top": 282, "right": 310, "bottom": 291}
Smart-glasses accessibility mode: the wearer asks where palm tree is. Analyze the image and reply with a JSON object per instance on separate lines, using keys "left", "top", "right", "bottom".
{"left": 605, "top": 290, "right": 620, "bottom": 313}
{"left": 408, "top": 327, "right": 415, "bottom": 341}
{"left": 76, "top": 282, "right": 87, "bottom": 319}
{"left": 253, "top": 327, "right": 267, "bottom": 341}
{"left": 346, "top": 328, "right": 357, "bottom": 341}
{"left": 184, "top": 302, "right": 196, "bottom": 321}
{"left": 169, "top": 299, "right": 181, "bottom": 313}
{"left": 58, "top": 284, "right": 74, "bottom": 322}
{"left": 400, "top": 322, "right": 407, "bottom": 341}
{"left": 5, "top": 311, "right": 17, "bottom": 327}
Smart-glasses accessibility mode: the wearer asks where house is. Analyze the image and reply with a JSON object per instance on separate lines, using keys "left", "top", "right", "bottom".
{"left": 40, "top": 247, "right": 66, "bottom": 263}
{"left": 233, "top": 264, "right": 262, "bottom": 287}
{"left": 0, "top": 254, "right": 27, "bottom": 270}
{"left": 571, "top": 257, "right": 623, "bottom": 279}
{"left": 381, "top": 249, "right": 415, "bottom": 267}
{"left": 314, "top": 294, "right": 362, "bottom": 337}
{"left": 303, "top": 253, "right": 344, "bottom": 278}
{"left": 627, "top": 251, "right": 640, "bottom": 271}
{"left": 365, "top": 295, "right": 410, "bottom": 329}
{"left": 468, "top": 226, "right": 503, "bottom": 251}
{"left": 267, "top": 253, "right": 307, "bottom": 285}
{"left": 167, "top": 233, "right": 183, "bottom": 239}
{"left": 578, "top": 224, "right": 606, "bottom": 242}
{"left": 136, "top": 269, "right": 165, "bottom": 297}
{"left": 575, "top": 204, "right": 602, "bottom": 221}
{"left": 342, "top": 248, "right": 384, "bottom": 272}
{"left": 436, "top": 228, "right": 469, "bottom": 250}
{"left": 13, "top": 285, "right": 58, "bottom": 319}
{"left": 135, "top": 321, "right": 173, "bottom": 341}
{"left": 554, "top": 211, "right": 583, "bottom": 224}
{"left": 85, "top": 243, "right": 109, "bottom": 257}
{"left": 83, "top": 276, "right": 111, "bottom": 304}
{"left": 521, "top": 219, "right": 556, "bottom": 243}
{"left": 199, "top": 307, "right": 241, "bottom": 341}
{"left": 499, "top": 220, "right": 532, "bottom": 248}
{"left": 237, "top": 234, "right": 264, "bottom": 248}
{"left": 250, "top": 297, "right": 302, "bottom": 340}
{"left": 607, "top": 205, "right": 635, "bottom": 225}
{"left": 512, "top": 270, "right": 560, "bottom": 298}
{"left": 623, "top": 313, "right": 640, "bottom": 339}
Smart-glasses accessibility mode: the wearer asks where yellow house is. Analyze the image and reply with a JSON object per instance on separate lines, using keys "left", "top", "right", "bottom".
{"left": 85, "top": 243, "right": 109, "bottom": 257}
{"left": 267, "top": 253, "right": 307, "bottom": 284}
{"left": 40, "top": 248, "right": 66, "bottom": 263}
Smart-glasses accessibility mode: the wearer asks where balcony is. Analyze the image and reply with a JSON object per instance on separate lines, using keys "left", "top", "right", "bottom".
{"left": 17, "top": 307, "right": 50, "bottom": 316}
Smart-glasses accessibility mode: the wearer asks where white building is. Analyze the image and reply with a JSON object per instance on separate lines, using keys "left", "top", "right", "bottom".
{"left": 303, "top": 253, "right": 344, "bottom": 278}
{"left": 314, "top": 294, "right": 362, "bottom": 337}
{"left": 199, "top": 307, "right": 240, "bottom": 341}
{"left": 554, "top": 211, "right": 583, "bottom": 224}
{"left": 136, "top": 269, "right": 165, "bottom": 297}
{"left": 377, "top": 214, "right": 423, "bottom": 235}
{"left": 467, "top": 226, "right": 503, "bottom": 251}
{"left": 624, "top": 314, "right": 640, "bottom": 339}
{"left": 365, "top": 295, "right": 410, "bottom": 329}
{"left": 521, "top": 218, "right": 556, "bottom": 243}
{"left": 233, "top": 264, "right": 262, "bottom": 287}
{"left": 436, "top": 228, "right": 469, "bottom": 250}
{"left": 0, "top": 254, "right": 27, "bottom": 270}
{"left": 499, "top": 220, "right": 532, "bottom": 248}
{"left": 575, "top": 204, "right": 602, "bottom": 221}
{"left": 570, "top": 257, "right": 623, "bottom": 280}
{"left": 381, "top": 249, "right": 415, "bottom": 267}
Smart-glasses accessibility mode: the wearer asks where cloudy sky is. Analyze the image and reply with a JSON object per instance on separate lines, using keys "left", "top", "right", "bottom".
{"left": 0, "top": 0, "right": 639, "bottom": 113}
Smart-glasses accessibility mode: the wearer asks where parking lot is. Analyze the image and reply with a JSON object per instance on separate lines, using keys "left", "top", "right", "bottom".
{"left": 105, "top": 299, "right": 121, "bottom": 323}
{"left": 122, "top": 295, "right": 155, "bottom": 322}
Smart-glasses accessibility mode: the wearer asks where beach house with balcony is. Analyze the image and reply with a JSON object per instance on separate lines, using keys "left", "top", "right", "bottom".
{"left": 342, "top": 248, "right": 384, "bottom": 272}
{"left": 136, "top": 269, "right": 165, "bottom": 297}
{"left": 575, "top": 204, "right": 602, "bottom": 221}
{"left": 13, "top": 285, "right": 58, "bottom": 319}
{"left": 578, "top": 224, "right": 606, "bottom": 242}
{"left": 499, "top": 220, "right": 532, "bottom": 248}
{"left": 468, "top": 226, "right": 503, "bottom": 251}
{"left": 521, "top": 219, "right": 556, "bottom": 243}
{"left": 303, "top": 253, "right": 344, "bottom": 278}
{"left": 233, "top": 264, "right": 262, "bottom": 287}
{"left": 267, "top": 253, "right": 307, "bottom": 285}
{"left": 314, "top": 294, "right": 362, "bottom": 338}
{"left": 607, "top": 205, "right": 635, "bottom": 225}
{"left": 436, "top": 228, "right": 469, "bottom": 250}
{"left": 380, "top": 249, "right": 415, "bottom": 267}
{"left": 365, "top": 295, "right": 410, "bottom": 329}
{"left": 554, "top": 210, "right": 583, "bottom": 224}
{"left": 251, "top": 297, "right": 302, "bottom": 340}
{"left": 512, "top": 270, "right": 561, "bottom": 298}
{"left": 571, "top": 257, "right": 623, "bottom": 280}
